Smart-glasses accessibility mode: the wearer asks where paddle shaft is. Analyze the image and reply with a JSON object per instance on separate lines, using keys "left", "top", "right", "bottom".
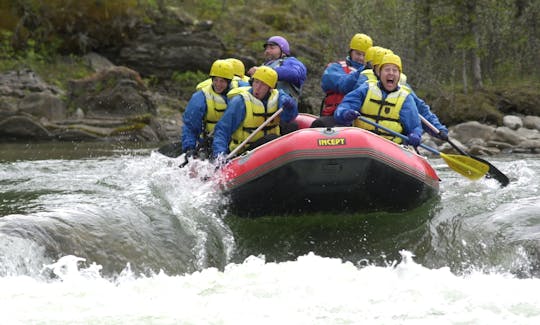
{"left": 357, "top": 116, "right": 440, "bottom": 155}
{"left": 419, "top": 115, "right": 510, "bottom": 186}
{"left": 226, "top": 107, "right": 283, "bottom": 160}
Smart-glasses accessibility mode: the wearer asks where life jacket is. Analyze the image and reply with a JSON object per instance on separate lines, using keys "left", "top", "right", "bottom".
{"left": 361, "top": 69, "right": 377, "bottom": 83}
{"left": 354, "top": 82, "right": 408, "bottom": 144}
{"left": 266, "top": 59, "right": 302, "bottom": 100}
{"left": 229, "top": 88, "right": 280, "bottom": 153}
{"left": 201, "top": 84, "right": 228, "bottom": 135}
{"left": 321, "top": 61, "right": 356, "bottom": 116}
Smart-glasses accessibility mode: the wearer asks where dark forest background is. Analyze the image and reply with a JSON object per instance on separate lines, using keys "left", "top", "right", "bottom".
{"left": 1, "top": 0, "right": 539, "bottom": 122}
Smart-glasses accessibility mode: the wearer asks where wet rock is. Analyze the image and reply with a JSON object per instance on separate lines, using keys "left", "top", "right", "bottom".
{"left": 503, "top": 115, "right": 523, "bottom": 130}
{"left": 523, "top": 115, "right": 540, "bottom": 131}
{"left": 491, "top": 126, "right": 526, "bottom": 145}
{"left": 18, "top": 92, "right": 67, "bottom": 121}
{"left": 68, "top": 66, "right": 156, "bottom": 118}
{"left": 0, "top": 116, "right": 51, "bottom": 139}
{"left": 450, "top": 121, "right": 495, "bottom": 143}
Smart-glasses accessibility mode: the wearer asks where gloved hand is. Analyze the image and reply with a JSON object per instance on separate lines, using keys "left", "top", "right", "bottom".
{"left": 437, "top": 131, "right": 448, "bottom": 141}
{"left": 407, "top": 133, "right": 421, "bottom": 147}
{"left": 282, "top": 96, "right": 296, "bottom": 111}
{"left": 342, "top": 109, "right": 360, "bottom": 123}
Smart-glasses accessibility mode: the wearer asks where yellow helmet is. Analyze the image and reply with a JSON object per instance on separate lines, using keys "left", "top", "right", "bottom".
{"left": 372, "top": 47, "right": 394, "bottom": 67}
{"left": 252, "top": 66, "right": 277, "bottom": 88}
{"left": 365, "top": 46, "right": 381, "bottom": 64}
{"left": 349, "top": 33, "right": 373, "bottom": 53}
{"left": 226, "top": 58, "right": 246, "bottom": 78}
{"left": 380, "top": 53, "right": 402, "bottom": 73}
{"left": 209, "top": 59, "right": 234, "bottom": 80}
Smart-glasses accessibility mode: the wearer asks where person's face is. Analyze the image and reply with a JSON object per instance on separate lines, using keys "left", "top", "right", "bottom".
{"left": 264, "top": 43, "right": 282, "bottom": 61}
{"left": 252, "top": 79, "right": 271, "bottom": 100}
{"left": 350, "top": 49, "right": 366, "bottom": 65}
{"left": 212, "top": 77, "right": 229, "bottom": 94}
{"left": 379, "top": 64, "right": 400, "bottom": 91}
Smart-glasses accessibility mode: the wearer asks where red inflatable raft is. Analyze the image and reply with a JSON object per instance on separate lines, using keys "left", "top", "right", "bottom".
{"left": 217, "top": 114, "right": 440, "bottom": 217}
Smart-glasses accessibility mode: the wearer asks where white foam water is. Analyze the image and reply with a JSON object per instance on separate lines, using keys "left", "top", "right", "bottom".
{"left": 2, "top": 251, "right": 540, "bottom": 325}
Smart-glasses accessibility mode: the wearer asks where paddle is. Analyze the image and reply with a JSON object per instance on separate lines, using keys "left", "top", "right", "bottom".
{"left": 357, "top": 115, "right": 490, "bottom": 181}
{"left": 226, "top": 107, "right": 283, "bottom": 160}
{"left": 419, "top": 115, "right": 509, "bottom": 187}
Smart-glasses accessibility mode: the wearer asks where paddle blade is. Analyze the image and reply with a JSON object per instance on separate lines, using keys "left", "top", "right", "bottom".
{"left": 440, "top": 153, "right": 490, "bottom": 180}
{"left": 469, "top": 154, "right": 510, "bottom": 187}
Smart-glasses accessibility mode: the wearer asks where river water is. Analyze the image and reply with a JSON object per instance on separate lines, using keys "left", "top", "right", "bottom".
{"left": 1, "top": 142, "right": 539, "bottom": 324}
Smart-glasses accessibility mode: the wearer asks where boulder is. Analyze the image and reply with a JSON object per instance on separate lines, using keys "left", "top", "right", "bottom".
{"left": 491, "top": 126, "right": 526, "bottom": 145}
{"left": 0, "top": 116, "right": 51, "bottom": 139}
{"left": 18, "top": 92, "right": 67, "bottom": 121}
{"left": 523, "top": 115, "right": 540, "bottom": 131}
{"left": 111, "top": 28, "right": 226, "bottom": 79}
{"left": 502, "top": 115, "right": 523, "bottom": 130}
{"left": 450, "top": 121, "right": 495, "bottom": 143}
{"left": 517, "top": 139, "right": 540, "bottom": 152}
{"left": 68, "top": 66, "right": 156, "bottom": 118}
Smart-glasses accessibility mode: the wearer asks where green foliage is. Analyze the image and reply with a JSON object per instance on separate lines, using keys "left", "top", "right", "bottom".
{"left": 171, "top": 70, "right": 207, "bottom": 85}
{"left": 170, "top": 70, "right": 207, "bottom": 95}
{"left": 1, "top": 0, "right": 150, "bottom": 54}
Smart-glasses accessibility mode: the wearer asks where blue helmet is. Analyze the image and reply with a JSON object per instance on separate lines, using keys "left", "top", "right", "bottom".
{"left": 263, "top": 36, "right": 290, "bottom": 55}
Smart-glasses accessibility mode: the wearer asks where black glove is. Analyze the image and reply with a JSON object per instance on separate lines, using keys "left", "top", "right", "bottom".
{"left": 437, "top": 131, "right": 448, "bottom": 141}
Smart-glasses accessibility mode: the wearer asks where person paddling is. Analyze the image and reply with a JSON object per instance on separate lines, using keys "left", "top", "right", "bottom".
{"left": 335, "top": 53, "right": 423, "bottom": 147}
{"left": 181, "top": 59, "right": 235, "bottom": 159}
{"left": 356, "top": 47, "right": 449, "bottom": 139}
{"left": 212, "top": 66, "right": 297, "bottom": 161}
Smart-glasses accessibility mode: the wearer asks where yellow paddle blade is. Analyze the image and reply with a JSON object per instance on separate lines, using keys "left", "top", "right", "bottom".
{"left": 440, "top": 153, "right": 490, "bottom": 180}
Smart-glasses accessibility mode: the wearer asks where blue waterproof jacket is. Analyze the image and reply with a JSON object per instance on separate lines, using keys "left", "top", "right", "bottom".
{"left": 321, "top": 56, "right": 364, "bottom": 94}
{"left": 182, "top": 89, "right": 228, "bottom": 152}
{"left": 266, "top": 57, "right": 307, "bottom": 90}
{"left": 212, "top": 89, "right": 298, "bottom": 157}
{"left": 334, "top": 81, "right": 423, "bottom": 138}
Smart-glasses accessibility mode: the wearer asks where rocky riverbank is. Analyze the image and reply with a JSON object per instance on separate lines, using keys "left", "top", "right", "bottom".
{"left": 1, "top": 60, "right": 540, "bottom": 156}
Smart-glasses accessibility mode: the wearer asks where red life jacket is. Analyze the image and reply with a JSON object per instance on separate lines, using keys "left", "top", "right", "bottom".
{"left": 321, "top": 61, "right": 355, "bottom": 116}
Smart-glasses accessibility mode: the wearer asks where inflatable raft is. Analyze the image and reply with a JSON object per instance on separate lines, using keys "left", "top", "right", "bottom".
{"left": 217, "top": 115, "right": 440, "bottom": 217}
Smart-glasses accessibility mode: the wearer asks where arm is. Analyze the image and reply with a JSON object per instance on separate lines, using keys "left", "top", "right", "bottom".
{"left": 334, "top": 84, "right": 368, "bottom": 125}
{"left": 212, "top": 96, "right": 246, "bottom": 157}
{"left": 321, "top": 62, "right": 362, "bottom": 94}
{"left": 277, "top": 90, "right": 298, "bottom": 122}
{"left": 181, "top": 91, "right": 207, "bottom": 151}
{"left": 274, "top": 57, "right": 307, "bottom": 88}
{"left": 399, "top": 94, "right": 423, "bottom": 137}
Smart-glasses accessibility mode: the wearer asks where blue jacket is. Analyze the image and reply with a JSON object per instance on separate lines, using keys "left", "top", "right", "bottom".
{"left": 321, "top": 56, "right": 364, "bottom": 94}
{"left": 212, "top": 89, "right": 298, "bottom": 156}
{"left": 334, "top": 81, "right": 423, "bottom": 138}
{"left": 181, "top": 89, "right": 228, "bottom": 152}
{"left": 265, "top": 57, "right": 307, "bottom": 90}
